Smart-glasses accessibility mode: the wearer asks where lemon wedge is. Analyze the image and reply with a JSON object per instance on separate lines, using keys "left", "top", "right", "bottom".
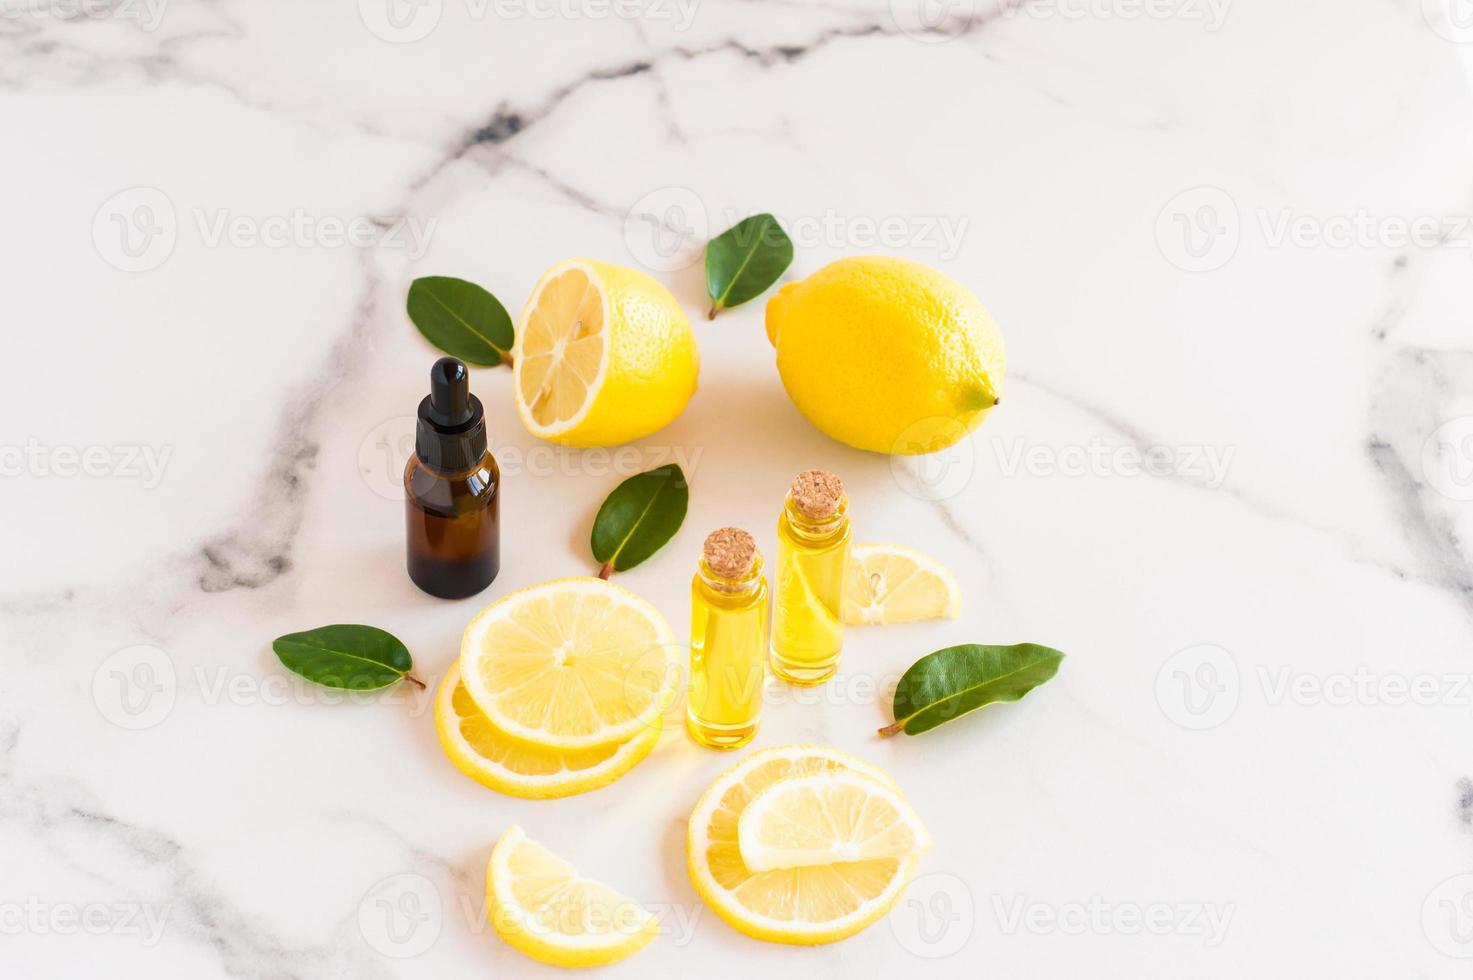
{"left": 514, "top": 258, "right": 698, "bottom": 447}
{"left": 434, "top": 662, "right": 659, "bottom": 799}
{"left": 737, "top": 769, "right": 931, "bottom": 872}
{"left": 459, "top": 577, "right": 677, "bottom": 751}
{"left": 686, "top": 745, "right": 916, "bottom": 945}
{"left": 844, "top": 543, "right": 961, "bottom": 625}
{"left": 488, "top": 824, "right": 658, "bottom": 967}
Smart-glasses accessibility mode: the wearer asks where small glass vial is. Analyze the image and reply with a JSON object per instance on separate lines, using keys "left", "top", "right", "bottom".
{"left": 405, "top": 357, "right": 501, "bottom": 599}
{"left": 769, "top": 470, "right": 851, "bottom": 686}
{"left": 688, "top": 527, "right": 767, "bottom": 749}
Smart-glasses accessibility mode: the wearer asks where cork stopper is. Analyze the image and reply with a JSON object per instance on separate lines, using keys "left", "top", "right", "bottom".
{"left": 789, "top": 469, "right": 845, "bottom": 521}
{"left": 703, "top": 527, "right": 758, "bottom": 579}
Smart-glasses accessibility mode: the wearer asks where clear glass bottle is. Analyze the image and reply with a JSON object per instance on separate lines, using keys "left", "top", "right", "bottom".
{"left": 404, "top": 357, "right": 500, "bottom": 599}
{"left": 769, "top": 470, "right": 850, "bottom": 686}
{"left": 688, "top": 527, "right": 767, "bottom": 749}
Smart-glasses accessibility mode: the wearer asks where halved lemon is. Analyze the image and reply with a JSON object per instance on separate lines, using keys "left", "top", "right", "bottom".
{"left": 844, "top": 543, "right": 962, "bottom": 625}
{"left": 737, "top": 769, "right": 931, "bottom": 873}
{"left": 686, "top": 745, "right": 916, "bottom": 945}
{"left": 460, "top": 578, "right": 677, "bottom": 751}
{"left": 513, "top": 258, "right": 699, "bottom": 447}
{"left": 434, "top": 662, "right": 660, "bottom": 800}
{"left": 488, "top": 824, "right": 658, "bottom": 967}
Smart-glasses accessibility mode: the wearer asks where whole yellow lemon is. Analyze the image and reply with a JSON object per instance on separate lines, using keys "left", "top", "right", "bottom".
{"left": 765, "top": 256, "right": 1005, "bottom": 455}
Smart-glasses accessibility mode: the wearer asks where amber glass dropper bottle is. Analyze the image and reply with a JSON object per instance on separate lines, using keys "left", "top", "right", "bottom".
{"left": 404, "top": 357, "right": 501, "bottom": 599}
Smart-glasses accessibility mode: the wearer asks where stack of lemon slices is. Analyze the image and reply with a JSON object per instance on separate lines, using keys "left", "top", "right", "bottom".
{"left": 434, "top": 577, "right": 676, "bottom": 799}
{"left": 687, "top": 745, "right": 931, "bottom": 944}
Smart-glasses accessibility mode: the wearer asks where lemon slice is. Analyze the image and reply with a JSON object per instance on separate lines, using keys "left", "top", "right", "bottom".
{"left": 513, "top": 258, "right": 698, "bottom": 447}
{"left": 844, "top": 543, "right": 962, "bottom": 625}
{"left": 434, "top": 662, "right": 659, "bottom": 800}
{"left": 488, "top": 824, "right": 658, "bottom": 967}
{"left": 460, "top": 577, "right": 677, "bottom": 751}
{"left": 737, "top": 769, "right": 931, "bottom": 873}
{"left": 686, "top": 745, "right": 916, "bottom": 945}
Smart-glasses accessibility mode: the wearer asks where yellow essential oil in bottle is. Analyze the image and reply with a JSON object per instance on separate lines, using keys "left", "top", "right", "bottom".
{"left": 770, "top": 470, "right": 851, "bottom": 686}
{"left": 688, "top": 527, "right": 768, "bottom": 749}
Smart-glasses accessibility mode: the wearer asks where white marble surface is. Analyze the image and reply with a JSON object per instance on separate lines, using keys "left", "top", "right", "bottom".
{"left": 6, "top": 0, "right": 1473, "bottom": 976}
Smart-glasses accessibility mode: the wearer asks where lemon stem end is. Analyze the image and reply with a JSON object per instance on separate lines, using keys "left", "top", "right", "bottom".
{"left": 597, "top": 561, "right": 614, "bottom": 581}
{"left": 877, "top": 720, "right": 904, "bottom": 737}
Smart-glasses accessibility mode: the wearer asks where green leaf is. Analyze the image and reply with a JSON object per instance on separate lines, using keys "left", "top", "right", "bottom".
{"left": 882, "top": 643, "right": 1065, "bottom": 736}
{"left": 406, "top": 276, "right": 514, "bottom": 366}
{"left": 272, "top": 624, "right": 418, "bottom": 692}
{"left": 590, "top": 464, "right": 689, "bottom": 576}
{"left": 705, "top": 214, "right": 794, "bottom": 318}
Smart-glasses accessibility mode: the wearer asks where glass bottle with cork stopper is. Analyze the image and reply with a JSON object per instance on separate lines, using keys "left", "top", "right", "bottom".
{"left": 769, "top": 470, "right": 851, "bottom": 685}
{"left": 404, "top": 357, "right": 501, "bottom": 599}
{"left": 687, "top": 527, "right": 767, "bottom": 749}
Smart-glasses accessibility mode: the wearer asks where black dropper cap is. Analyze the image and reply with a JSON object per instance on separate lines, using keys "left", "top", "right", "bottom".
{"left": 416, "top": 357, "right": 487, "bottom": 473}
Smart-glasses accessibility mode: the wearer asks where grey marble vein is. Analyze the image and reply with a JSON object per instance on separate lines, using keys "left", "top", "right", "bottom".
{"left": 1010, "top": 370, "right": 1467, "bottom": 593}
{"left": 0, "top": 755, "right": 387, "bottom": 978}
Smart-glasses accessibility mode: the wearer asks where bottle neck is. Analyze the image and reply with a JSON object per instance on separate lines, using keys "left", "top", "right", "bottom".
{"left": 413, "top": 451, "right": 491, "bottom": 481}
{"left": 782, "top": 493, "right": 849, "bottom": 540}
{"left": 698, "top": 555, "right": 764, "bottom": 597}
{"left": 416, "top": 392, "right": 488, "bottom": 473}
